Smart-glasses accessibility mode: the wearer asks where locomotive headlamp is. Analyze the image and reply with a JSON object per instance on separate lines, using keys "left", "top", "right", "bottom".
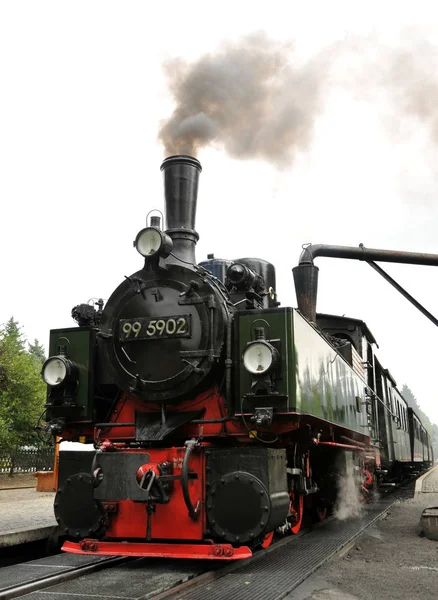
{"left": 42, "top": 356, "right": 78, "bottom": 387}
{"left": 226, "top": 262, "right": 259, "bottom": 291}
{"left": 134, "top": 227, "right": 173, "bottom": 259}
{"left": 243, "top": 341, "right": 278, "bottom": 375}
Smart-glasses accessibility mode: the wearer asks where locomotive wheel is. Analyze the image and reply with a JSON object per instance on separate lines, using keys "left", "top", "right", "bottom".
{"left": 289, "top": 493, "right": 304, "bottom": 534}
{"left": 261, "top": 531, "right": 275, "bottom": 548}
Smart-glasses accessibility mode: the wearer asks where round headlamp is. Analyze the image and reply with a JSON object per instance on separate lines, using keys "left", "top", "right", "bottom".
{"left": 226, "top": 263, "right": 258, "bottom": 291}
{"left": 42, "top": 356, "right": 77, "bottom": 387}
{"left": 134, "top": 227, "right": 172, "bottom": 259}
{"left": 243, "top": 341, "right": 275, "bottom": 375}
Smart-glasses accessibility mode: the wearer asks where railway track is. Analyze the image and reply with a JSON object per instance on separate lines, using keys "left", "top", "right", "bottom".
{"left": 0, "top": 487, "right": 35, "bottom": 492}
{"left": 0, "top": 496, "right": 396, "bottom": 600}
{"left": 0, "top": 555, "right": 129, "bottom": 600}
{"left": 0, "top": 483, "right": 36, "bottom": 492}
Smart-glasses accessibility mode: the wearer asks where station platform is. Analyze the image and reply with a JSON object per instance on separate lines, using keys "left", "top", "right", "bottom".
{"left": 0, "top": 487, "right": 57, "bottom": 547}
{"left": 291, "top": 465, "right": 438, "bottom": 600}
{"left": 415, "top": 462, "right": 438, "bottom": 496}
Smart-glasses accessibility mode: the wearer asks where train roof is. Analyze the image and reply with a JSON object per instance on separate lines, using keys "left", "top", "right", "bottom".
{"left": 407, "top": 405, "right": 425, "bottom": 425}
{"left": 316, "top": 313, "right": 378, "bottom": 346}
{"left": 383, "top": 368, "right": 398, "bottom": 387}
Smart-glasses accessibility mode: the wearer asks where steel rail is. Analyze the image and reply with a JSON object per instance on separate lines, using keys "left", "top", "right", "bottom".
{"left": 0, "top": 556, "right": 127, "bottom": 600}
{"left": 147, "top": 521, "right": 315, "bottom": 600}
{"left": 0, "top": 486, "right": 35, "bottom": 491}
{"left": 1, "top": 486, "right": 407, "bottom": 600}
{"left": 150, "top": 500, "right": 397, "bottom": 600}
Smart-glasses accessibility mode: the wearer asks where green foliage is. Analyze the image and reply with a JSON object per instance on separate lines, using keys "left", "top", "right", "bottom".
{"left": 0, "top": 318, "right": 46, "bottom": 461}
{"left": 28, "top": 339, "right": 46, "bottom": 365}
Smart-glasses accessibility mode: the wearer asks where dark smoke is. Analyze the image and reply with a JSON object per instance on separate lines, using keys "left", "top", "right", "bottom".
{"left": 160, "top": 31, "right": 438, "bottom": 171}
{"left": 159, "top": 32, "right": 336, "bottom": 168}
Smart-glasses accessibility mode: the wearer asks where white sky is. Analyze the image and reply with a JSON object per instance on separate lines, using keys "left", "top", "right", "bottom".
{"left": 1, "top": 1, "right": 438, "bottom": 423}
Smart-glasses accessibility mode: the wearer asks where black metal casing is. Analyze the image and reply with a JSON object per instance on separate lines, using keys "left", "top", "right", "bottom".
{"left": 55, "top": 450, "right": 104, "bottom": 539}
{"left": 205, "top": 448, "right": 289, "bottom": 544}
{"left": 98, "top": 263, "right": 230, "bottom": 403}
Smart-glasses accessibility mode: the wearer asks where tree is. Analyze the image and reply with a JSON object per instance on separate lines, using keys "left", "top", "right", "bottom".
{"left": 0, "top": 362, "right": 8, "bottom": 391}
{"left": 28, "top": 339, "right": 46, "bottom": 365}
{"left": 0, "top": 318, "right": 47, "bottom": 474}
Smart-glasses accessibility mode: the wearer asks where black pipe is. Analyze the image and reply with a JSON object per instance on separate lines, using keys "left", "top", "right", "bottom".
{"left": 294, "top": 242, "right": 438, "bottom": 326}
{"left": 298, "top": 243, "right": 438, "bottom": 267}
{"left": 367, "top": 261, "right": 438, "bottom": 327}
{"left": 182, "top": 439, "right": 200, "bottom": 521}
{"left": 161, "top": 155, "right": 201, "bottom": 265}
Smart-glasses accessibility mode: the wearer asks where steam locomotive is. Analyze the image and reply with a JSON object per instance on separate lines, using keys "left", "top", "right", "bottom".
{"left": 41, "top": 155, "right": 434, "bottom": 560}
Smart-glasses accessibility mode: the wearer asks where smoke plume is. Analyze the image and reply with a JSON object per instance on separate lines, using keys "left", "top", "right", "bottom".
{"left": 159, "top": 32, "right": 336, "bottom": 168}
{"left": 329, "top": 32, "right": 438, "bottom": 149}
{"left": 333, "top": 470, "right": 363, "bottom": 521}
{"left": 332, "top": 455, "right": 364, "bottom": 522}
{"left": 159, "top": 30, "right": 438, "bottom": 176}
{"left": 385, "top": 39, "right": 438, "bottom": 141}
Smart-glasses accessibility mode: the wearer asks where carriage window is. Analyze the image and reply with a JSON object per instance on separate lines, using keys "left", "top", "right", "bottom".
{"left": 389, "top": 389, "right": 395, "bottom": 415}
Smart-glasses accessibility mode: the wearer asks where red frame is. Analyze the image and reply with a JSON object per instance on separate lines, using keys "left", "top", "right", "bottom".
{"left": 59, "top": 385, "right": 377, "bottom": 560}
{"left": 101, "top": 447, "right": 205, "bottom": 541}
{"left": 63, "top": 540, "right": 252, "bottom": 560}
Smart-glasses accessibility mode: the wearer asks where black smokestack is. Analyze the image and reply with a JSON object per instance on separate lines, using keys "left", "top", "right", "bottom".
{"left": 160, "top": 155, "right": 202, "bottom": 265}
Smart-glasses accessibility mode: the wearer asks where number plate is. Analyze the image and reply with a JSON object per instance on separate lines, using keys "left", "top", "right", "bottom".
{"left": 119, "top": 315, "right": 191, "bottom": 342}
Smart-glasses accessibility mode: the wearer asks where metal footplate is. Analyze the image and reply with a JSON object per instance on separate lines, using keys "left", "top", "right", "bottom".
{"left": 63, "top": 539, "right": 252, "bottom": 560}
{"left": 169, "top": 500, "right": 395, "bottom": 600}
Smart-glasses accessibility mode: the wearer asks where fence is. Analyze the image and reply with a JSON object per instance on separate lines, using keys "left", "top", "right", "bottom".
{"left": 0, "top": 446, "right": 54, "bottom": 475}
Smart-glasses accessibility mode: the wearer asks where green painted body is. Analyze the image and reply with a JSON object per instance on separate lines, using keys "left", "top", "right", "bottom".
{"left": 236, "top": 307, "right": 370, "bottom": 437}
{"left": 47, "top": 327, "right": 95, "bottom": 421}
